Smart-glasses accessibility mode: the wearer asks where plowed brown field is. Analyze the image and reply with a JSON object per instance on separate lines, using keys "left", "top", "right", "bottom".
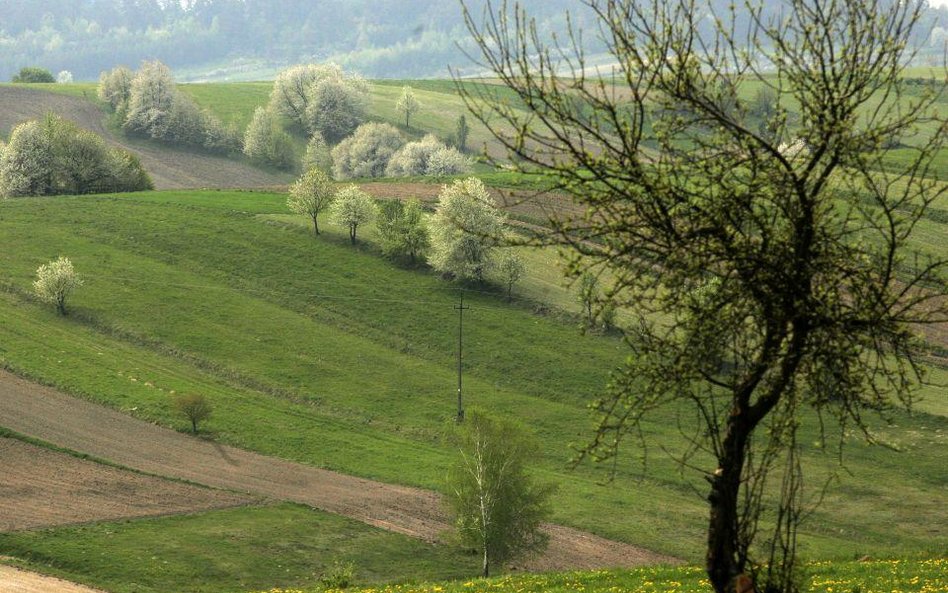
{"left": 0, "top": 86, "right": 290, "bottom": 190}
{"left": 0, "top": 438, "right": 254, "bottom": 532}
{"left": 0, "top": 370, "right": 678, "bottom": 571}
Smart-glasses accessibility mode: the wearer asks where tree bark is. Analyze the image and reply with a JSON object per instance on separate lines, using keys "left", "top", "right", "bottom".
{"left": 706, "top": 413, "right": 749, "bottom": 593}
{"left": 312, "top": 217, "right": 319, "bottom": 235}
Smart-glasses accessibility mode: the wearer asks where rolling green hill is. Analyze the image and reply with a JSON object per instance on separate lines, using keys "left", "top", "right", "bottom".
{"left": 0, "top": 188, "right": 944, "bottom": 593}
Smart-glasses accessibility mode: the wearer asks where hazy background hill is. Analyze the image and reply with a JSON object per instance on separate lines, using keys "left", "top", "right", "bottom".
{"left": 2, "top": 0, "right": 946, "bottom": 82}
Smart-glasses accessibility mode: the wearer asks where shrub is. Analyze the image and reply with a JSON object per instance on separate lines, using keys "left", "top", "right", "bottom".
{"left": 56, "top": 70, "right": 73, "bottom": 84}
{"left": 0, "top": 113, "right": 152, "bottom": 197}
{"left": 12, "top": 67, "right": 55, "bottom": 83}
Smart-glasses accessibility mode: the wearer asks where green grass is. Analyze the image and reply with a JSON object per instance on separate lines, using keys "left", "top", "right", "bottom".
{"left": 0, "top": 503, "right": 479, "bottom": 593}
{"left": 255, "top": 558, "right": 948, "bottom": 593}
{"left": 180, "top": 82, "right": 274, "bottom": 130}
{"left": 0, "top": 190, "right": 944, "bottom": 570}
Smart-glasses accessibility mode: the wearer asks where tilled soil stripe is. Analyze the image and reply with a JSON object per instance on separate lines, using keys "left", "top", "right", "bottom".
{"left": 0, "top": 370, "right": 678, "bottom": 570}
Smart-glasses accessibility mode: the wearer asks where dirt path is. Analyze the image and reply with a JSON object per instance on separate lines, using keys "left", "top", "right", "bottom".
{"left": 0, "top": 565, "right": 105, "bottom": 593}
{"left": 0, "top": 86, "right": 290, "bottom": 190}
{"left": 0, "top": 370, "right": 678, "bottom": 571}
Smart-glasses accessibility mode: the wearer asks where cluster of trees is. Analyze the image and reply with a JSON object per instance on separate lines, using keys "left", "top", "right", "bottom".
{"left": 332, "top": 123, "right": 469, "bottom": 180}
{"left": 99, "top": 61, "right": 241, "bottom": 154}
{"left": 289, "top": 170, "right": 524, "bottom": 299}
{"left": 246, "top": 63, "right": 468, "bottom": 178}
{"left": 0, "top": 113, "right": 152, "bottom": 198}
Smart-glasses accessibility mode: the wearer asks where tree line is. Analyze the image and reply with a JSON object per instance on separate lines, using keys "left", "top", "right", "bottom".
{"left": 5, "top": 0, "right": 943, "bottom": 82}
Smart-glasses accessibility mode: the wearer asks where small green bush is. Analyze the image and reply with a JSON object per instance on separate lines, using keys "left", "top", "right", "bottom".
{"left": 12, "top": 67, "right": 55, "bottom": 83}
{"left": 320, "top": 560, "right": 355, "bottom": 589}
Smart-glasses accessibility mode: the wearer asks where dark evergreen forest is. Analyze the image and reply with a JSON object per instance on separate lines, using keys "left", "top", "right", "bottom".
{"left": 1, "top": 0, "right": 945, "bottom": 81}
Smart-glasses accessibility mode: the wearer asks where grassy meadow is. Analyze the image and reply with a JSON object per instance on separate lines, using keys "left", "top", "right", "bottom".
{"left": 259, "top": 559, "right": 948, "bottom": 593}
{"left": 0, "top": 503, "right": 479, "bottom": 593}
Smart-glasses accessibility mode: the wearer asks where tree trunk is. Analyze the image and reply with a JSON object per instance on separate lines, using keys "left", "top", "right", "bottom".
{"left": 706, "top": 413, "right": 750, "bottom": 593}
{"left": 482, "top": 546, "right": 489, "bottom": 578}
{"left": 350, "top": 225, "right": 357, "bottom": 244}
{"left": 191, "top": 417, "right": 197, "bottom": 433}
{"left": 313, "top": 217, "right": 320, "bottom": 235}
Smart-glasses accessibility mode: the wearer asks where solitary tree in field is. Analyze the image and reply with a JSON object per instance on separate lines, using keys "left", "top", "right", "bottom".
{"left": 288, "top": 168, "right": 336, "bottom": 235}
{"left": 429, "top": 177, "right": 505, "bottom": 282}
{"left": 396, "top": 85, "right": 422, "bottom": 129}
{"left": 330, "top": 185, "right": 375, "bottom": 244}
{"left": 446, "top": 410, "right": 554, "bottom": 578}
{"left": 462, "top": 0, "right": 948, "bottom": 591}
{"left": 496, "top": 250, "right": 525, "bottom": 302}
{"left": 33, "top": 256, "right": 83, "bottom": 315}
{"left": 173, "top": 392, "right": 212, "bottom": 434}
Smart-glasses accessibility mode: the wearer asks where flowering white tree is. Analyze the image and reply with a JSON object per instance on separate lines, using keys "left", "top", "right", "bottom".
{"left": 330, "top": 185, "right": 375, "bottom": 244}
{"left": 303, "top": 131, "right": 332, "bottom": 173}
{"left": 331, "top": 122, "right": 405, "bottom": 180}
{"left": 269, "top": 64, "right": 326, "bottom": 127}
{"left": 269, "top": 63, "right": 367, "bottom": 139}
{"left": 56, "top": 70, "right": 73, "bottom": 84}
{"left": 395, "top": 85, "right": 421, "bottom": 128}
{"left": 305, "top": 76, "right": 368, "bottom": 143}
{"left": 0, "top": 114, "right": 152, "bottom": 197}
{"left": 288, "top": 168, "right": 335, "bottom": 235}
{"left": 124, "top": 60, "right": 176, "bottom": 140}
{"left": 385, "top": 135, "right": 470, "bottom": 178}
{"left": 97, "top": 66, "right": 134, "bottom": 111}
{"left": 428, "top": 177, "right": 505, "bottom": 282}
{"left": 34, "top": 256, "right": 83, "bottom": 315}
{"left": 0, "top": 119, "right": 51, "bottom": 197}
{"left": 243, "top": 106, "right": 295, "bottom": 170}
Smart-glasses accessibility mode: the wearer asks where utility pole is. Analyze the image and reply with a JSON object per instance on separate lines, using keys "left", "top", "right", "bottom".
{"left": 455, "top": 291, "right": 469, "bottom": 422}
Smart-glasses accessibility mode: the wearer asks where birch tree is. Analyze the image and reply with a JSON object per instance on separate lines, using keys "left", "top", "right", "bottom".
{"left": 446, "top": 411, "right": 554, "bottom": 577}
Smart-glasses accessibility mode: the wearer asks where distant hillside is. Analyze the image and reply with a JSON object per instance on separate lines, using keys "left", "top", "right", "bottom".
{"left": 2, "top": 0, "right": 946, "bottom": 82}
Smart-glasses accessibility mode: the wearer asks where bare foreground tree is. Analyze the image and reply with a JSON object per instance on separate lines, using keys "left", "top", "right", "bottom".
{"left": 460, "top": 1, "right": 947, "bottom": 591}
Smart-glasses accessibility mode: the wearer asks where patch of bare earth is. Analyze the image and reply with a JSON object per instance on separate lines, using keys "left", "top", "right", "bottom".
{"left": 0, "top": 438, "right": 254, "bottom": 532}
{"left": 0, "top": 86, "right": 290, "bottom": 190}
{"left": 0, "top": 370, "right": 679, "bottom": 571}
{"left": 0, "top": 565, "right": 104, "bottom": 593}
